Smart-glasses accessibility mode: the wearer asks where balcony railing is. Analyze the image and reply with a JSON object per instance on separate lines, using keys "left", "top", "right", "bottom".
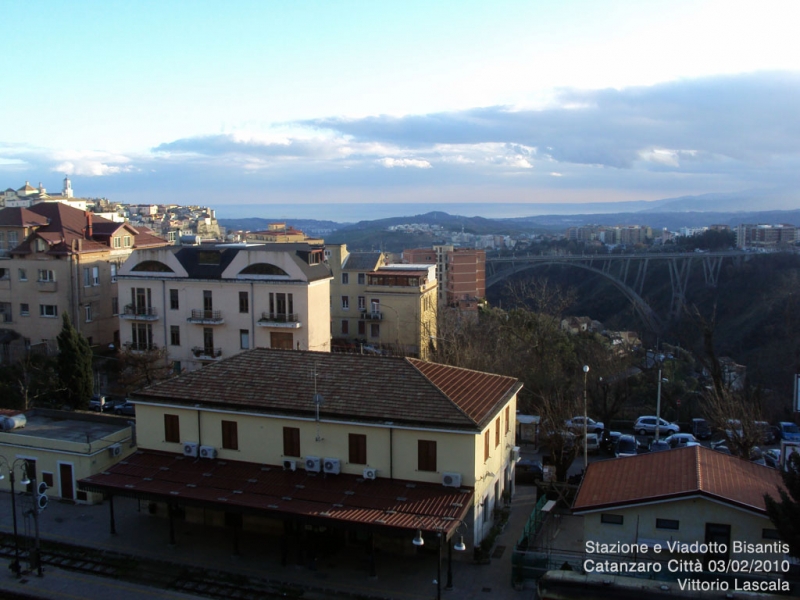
{"left": 121, "top": 304, "right": 159, "bottom": 320}
{"left": 192, "top": 346, "right": 222, "bottom": 359}
{"left": 123, "top": 341, "right": 158, "bottom": 352}
{"left": 188, "top": 309, "right": 224, "bottom": 324}
{"left": 257, "top": 312, "right": 301, "bottom": 328}
{"left": 360, "top": 311, "right": 383, "bottom": 320}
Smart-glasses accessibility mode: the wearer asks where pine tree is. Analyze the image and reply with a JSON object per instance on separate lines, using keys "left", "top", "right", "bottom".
{"left": 56, "top": 314, "right": 94, "bottom": 410}
{"left": 764, "top": 452, "right": 800, "bottom": 558}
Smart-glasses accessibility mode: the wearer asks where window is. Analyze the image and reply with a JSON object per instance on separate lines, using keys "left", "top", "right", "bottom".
{"left": 203, "top": 290, "right": 213, "bottom": 311}
{"left": 83, "top": 267, "right": 91, "bottom": 287}
{"left": 18, "top": 269, "right": 26, "bottom": 281}
{"left": 84, "top": 304, "right": 93, "bottom": 322}
{"left": 358, "top": 321, "right": 366, "bottom": 335}
{"left": 203, "top": 327, "right": 214, "bottom": 353}
{"left": 341, "top": 296, "right": 349, "bottom": 310}
{"left": 239, "top": 291, "right": 249, "bottom": 313}
{"left": 505, "top": 406, "right": 510, "bottom": 433}
{"left": 358, "top": 273, "right": 365, "bottom": 285}
{"left": 283, "top": 427, "right": 301, "bottom": 457}
{"left": 221, "top": 421, "right": 239, "bottom": 450}
{"left": 20, "top": 304, "right": 29, "bottom": 317}
{"left": 342, "top": 273, "right": 349, "bottom": 284}
{"left": 495, "top": 417, "right": 500, "bottom": 447}
{"left": 341, "top": 320, "right": 349, "bottom": 334}
{"left": 349, "top": 433, "right": 367, "bottom": 464}
{"left": 601, "top": 514, "right": 624, "bottom": 525}
{"left": 370, "top": 323, "right": 380, "bottom": 338}
{"left": 763, "top": 529, "right": 781, "bottom": 540}
{"left": 110, "top": 263, "right": 117, "bottom": 282}
{"left": 43, "top": 472, "right": 54, "bottom": 488}
{"left": 169, "top": 289, "right": 179, "bottom": 310}
{"left": 484, "top": 431, "right": 490, "bottom": 461}
{"left": 418, "top": 440, "right": 437, "bottom": 472}
{"left": 92, "top": 266, "right": 99, "bottom": 286}
{"left": 123, "top": 235, "right": 132, "bottom": 247}
{"left": 656, "top": 518, "right": 679, "bottom": 530}
{"left": 131, "top": 322, "right": 153, "bottom": 350}
{"left": 358, "top": 296, "right": 366, "bottom": 310}
{"left": 38, "top": 269, "right": 55, "bottom": 282}
{"left": 113, "top": 236, "right": 121, "bottom": 248}
{"left": 9, "top": 232, "right": 18, "bottom": 247}
{"left": 164, "top": 414, "right": 180, "bottom": 443}
{"left": 170, "top": 326, "right": 181, "bottom": 346}
{"left": 111, "top": 296, "right": 119, "bottom": 316}
{"left": 39, "top": 304, "right": 58, "bottom": 318}
{"left": 239, "top": 329, "right": 249, "bottom": 349}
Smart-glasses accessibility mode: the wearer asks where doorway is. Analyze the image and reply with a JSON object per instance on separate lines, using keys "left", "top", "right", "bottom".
{"left": 59, "top": 463, "right": 74, "bottom": 500}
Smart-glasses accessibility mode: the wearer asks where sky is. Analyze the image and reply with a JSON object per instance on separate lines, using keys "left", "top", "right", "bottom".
{"left": 2, "top": 0, "right": 800, "bottom": 215}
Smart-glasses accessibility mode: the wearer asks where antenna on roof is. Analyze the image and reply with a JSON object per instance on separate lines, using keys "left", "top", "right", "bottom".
{"left": 312, "top": 363, "right": 324, "bottom": 442}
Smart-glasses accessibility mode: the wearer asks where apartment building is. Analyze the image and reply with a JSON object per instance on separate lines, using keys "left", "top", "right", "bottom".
{"left": 403, "top": 245, "right": 485, "bottom": 311}
{"left": 327, "top": 244, "right": 437, "bottom": 359}
{"left": 736, "top": 223, "right": 798, "bottom": 248}
{"left": 79, "top": 348, "right": 523, "bottom": 560}
{"left": 116, "top": 243, "right": 332, "bottom": 373}
{"left": 0, "top": 202, "right": 168, "bottom": 356}
{"left": 245, "top": 222, "right": 324, "bottom": 245}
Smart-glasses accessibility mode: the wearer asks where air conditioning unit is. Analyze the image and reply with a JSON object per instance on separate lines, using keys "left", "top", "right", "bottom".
{"left": 183, "top": 442, "right": 199, "bottom": 457}
{"left": 442, "top": 472, "right": 462, "bottom": 488}
{"left": 305, "top": 456, "right": 321, "bottom": 472}
{"left": 323, "top": 458, "right": 341, "bottom": 474}
{"left": 108, "top": 443, "right": 123, "bottom": 458}
{"left": 199, "top": 445, "right": 217, "bottom": 459}
{"left": 363, "top": 467, "right": 377, "bottom": 480}
{"left": 511, "top": 446, "right": 521, "bottom": 462}
{"left": 283, "top": 459, "right": 297, "bottom": 471}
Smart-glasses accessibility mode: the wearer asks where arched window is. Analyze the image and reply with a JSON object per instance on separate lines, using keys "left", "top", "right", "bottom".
{"left": 131, "top": 260, "right": 174, "bottom": 273}
{"left": 238, "top": 263, "right": 289, "bottom": 277}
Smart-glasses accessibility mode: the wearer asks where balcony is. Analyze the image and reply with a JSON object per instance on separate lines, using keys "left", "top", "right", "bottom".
{"left": 192, "top": 346, "right": 222, "bottom": 360}
{"left": 257, "top": 312, "right": 302, "bottom": 329}
{"left": 360, "top": 311, "right": 383, "bottom": 320}
{"left": 123, "top": 341, "right": 159, "bottom": 353}
{"left": 121, "top": 304, "right": 159, "bottom": 320}
{"left": 187, "top": 309, "right": 224, "bottom": 324}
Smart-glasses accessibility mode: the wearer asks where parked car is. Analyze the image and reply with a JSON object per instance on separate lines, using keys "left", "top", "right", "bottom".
{"left": 649, "top": 440, "right": 671, "bottom": 452}
{"left": 711, "top": 439, "right": 731, "bottom": 454}
{"left": 755, "top": 421, "right": 776, "bottom": 445}
{"left": 691, "top": 418, "right": 712, "bottom": 440}
{"left": 565, "top": 416, "right": 604, "bottom": 435}
{"left": 764, "top": 448, "right": 781, "bottom": 469}
{"left": 114, "top": 401, "right": 136, "bottom": 417}
{"left": 634, "top": 416, "right": 680, "bottom": 436}
{"left": 615, "top": 435, "right": 639, "bottom": 458}
{"left": 663, "top": 433, "right": 698, "bottom": 449}
{"left": 749, "top": 447, "right": 767, "bottom": 467}
{"left": 777, "top": 422, "right": 800, "bottom": 442}
{"left": 585, "top": 433, "right": 600, "bottom": 454}
{"left": 515, "top": 459, "right": 543, "bottom": 484}
{"left": 600, "top": 431, "right": 622, "bottom": 455}
{"left": 89, "top": 395, "right": 109, "bottom": 412}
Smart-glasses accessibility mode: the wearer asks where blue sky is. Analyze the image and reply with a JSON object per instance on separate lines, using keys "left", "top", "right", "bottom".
{"left": 2, "top": 0, "right": 799, "bottom": 212}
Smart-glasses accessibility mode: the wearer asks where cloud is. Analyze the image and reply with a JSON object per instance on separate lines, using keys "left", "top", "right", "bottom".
{"left": 377, "top": 158, "right": 432, "bottom": 169}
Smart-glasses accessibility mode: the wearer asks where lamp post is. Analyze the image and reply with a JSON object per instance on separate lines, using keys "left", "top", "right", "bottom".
{"left": 0, "top": 456, "right": 30, "bottom": 578}
{"left": 582, "top": 365, "right": 590, "bottom": 470}
{"left": 412, "top": 519, "right": 467, "bottom": 600}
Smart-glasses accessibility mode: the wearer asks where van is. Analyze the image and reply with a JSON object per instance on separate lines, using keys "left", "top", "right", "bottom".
{"left": 778, "top": 422, "right": 800, "bottom": 442}
{"left": 691, "top": 418, "right": 712, "bottom": 440}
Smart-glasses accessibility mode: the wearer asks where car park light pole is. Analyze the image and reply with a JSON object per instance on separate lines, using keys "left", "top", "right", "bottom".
{"left": 583, "top": 365, "right": 590, "bottom": 469}
{"left": 412, "top": 518, "right": 467, "bottom": 600}
{"left": 0, "top": 456, "right": 31, "bottom": 578}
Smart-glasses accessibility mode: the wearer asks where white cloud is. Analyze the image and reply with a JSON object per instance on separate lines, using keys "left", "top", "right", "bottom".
{"left": 550, "top": 172, "right": 563, "bottom": 177}
{"left": 377, "top": 158, "right": 432, "bottom": 169}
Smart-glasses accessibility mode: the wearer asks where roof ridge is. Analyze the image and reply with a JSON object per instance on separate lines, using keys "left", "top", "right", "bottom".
{"left": 695, "top": 444, "right": 703, "bottom": 492}
{"left": 404, "top": 358, "right": 477, "bottom": 425}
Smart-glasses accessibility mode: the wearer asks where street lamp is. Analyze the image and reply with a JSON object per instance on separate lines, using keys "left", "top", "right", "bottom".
{"left": 412, "top": 519, "right": 467, "bottom": 600}
{"left": 0, "top": 456, "right": 30, "bottom": 577}
{"left": 583, "top": 365, "right": 590, "bottom": 470}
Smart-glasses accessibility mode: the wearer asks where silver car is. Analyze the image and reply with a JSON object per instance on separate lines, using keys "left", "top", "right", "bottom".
{"left": 634, "top": 416, "right": 679, "bottom": 436}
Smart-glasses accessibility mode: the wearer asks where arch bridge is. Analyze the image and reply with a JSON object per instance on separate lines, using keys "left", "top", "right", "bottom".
{"left": 485, "top": 251, "right": 748, "bottom": 333}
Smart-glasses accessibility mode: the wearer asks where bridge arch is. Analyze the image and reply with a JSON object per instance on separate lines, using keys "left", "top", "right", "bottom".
{"left": 486, "top": 261, "right": 663, "bottom": 333}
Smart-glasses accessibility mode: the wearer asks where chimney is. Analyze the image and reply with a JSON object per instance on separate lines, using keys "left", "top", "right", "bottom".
{"left": 85, "top": 211, "right": 93, "bottom": 238}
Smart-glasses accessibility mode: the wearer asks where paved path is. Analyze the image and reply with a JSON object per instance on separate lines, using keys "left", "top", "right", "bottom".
{"left": 0, "top": 484, "right": 540, "bottom": 600}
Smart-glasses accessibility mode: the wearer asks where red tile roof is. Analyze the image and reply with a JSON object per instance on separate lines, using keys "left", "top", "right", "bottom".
{"left": 0, "top": 207, "right": 49, "bottom": 228}
{"left": 573, "top": 445, "right": 786, "bottom": 515}
{"left": 79, "top": 450, "right": 473, "bottom": 535}
{"left": 133, "top": 349, "right": 521, "bottom": 431}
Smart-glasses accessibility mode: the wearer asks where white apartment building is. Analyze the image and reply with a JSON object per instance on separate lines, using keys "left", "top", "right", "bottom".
{"left": 117, "top": 243, "right": 332, "bottom": 373}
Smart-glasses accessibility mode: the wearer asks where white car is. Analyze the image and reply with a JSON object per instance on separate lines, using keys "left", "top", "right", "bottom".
{"left": 663, "top": 433, "right": 698, "bottom": 449}
{"left": 634, "top": 416, "right": 679, "bottom": 436}
{"left": 565, "top": 416, "right": 604, "bottom": 435}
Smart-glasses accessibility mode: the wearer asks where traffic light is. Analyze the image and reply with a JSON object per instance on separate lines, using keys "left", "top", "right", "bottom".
{"left": 36, "top": 481, "right": 48, "bottom": 513}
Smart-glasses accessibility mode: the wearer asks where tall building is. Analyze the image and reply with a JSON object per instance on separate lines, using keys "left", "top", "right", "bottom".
{"left": 736, "top": 223, "right": 798, "bottom": 248}
{"left": 117, "top": 243, "right": 332, "bottom": 373}
{"left": 0, "top": 202, "right": 168, "bottom": 359}
{"left": 403, "top": 245, "right": 485, "bottom": 311}
{"left": 327, "top": 244, "right": 437, "bottom": 359}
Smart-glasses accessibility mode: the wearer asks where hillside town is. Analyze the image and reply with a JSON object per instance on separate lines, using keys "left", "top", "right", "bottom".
{"left": 0, "top": 179, "right": 798, "bottom": 599}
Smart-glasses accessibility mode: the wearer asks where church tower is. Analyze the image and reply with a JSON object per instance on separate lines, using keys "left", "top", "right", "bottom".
{"left": 63, "top": 175, "right": 73, "bottom": 198}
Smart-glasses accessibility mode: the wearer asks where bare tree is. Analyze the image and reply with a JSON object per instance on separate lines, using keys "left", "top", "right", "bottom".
{"left": 115, "top": 347, "right": 175, "bottom": 394}
{"left": 538, "top": 392, "right": 584, "bottom": 483}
